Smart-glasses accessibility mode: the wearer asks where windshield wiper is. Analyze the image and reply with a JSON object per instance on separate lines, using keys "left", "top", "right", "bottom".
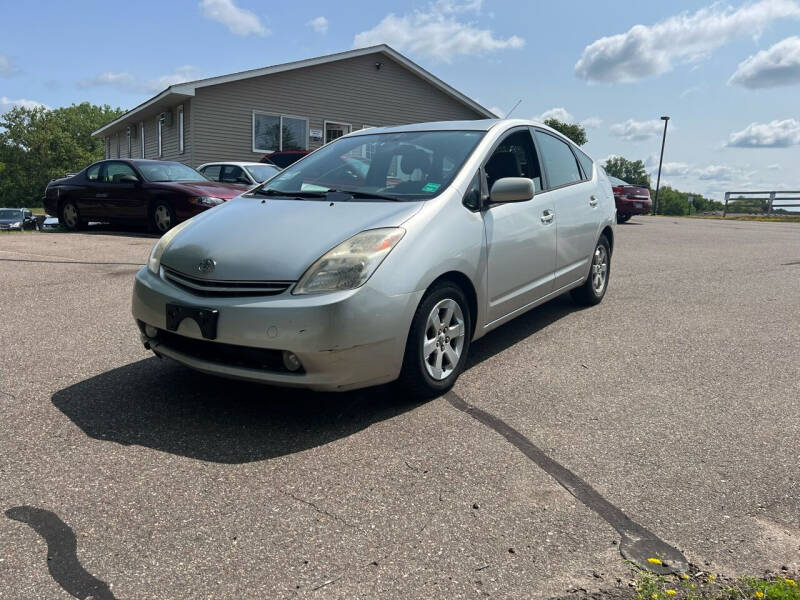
{"left": 324, "top": 189, "right": 401, "bottom": 202}
{"left": 248, "top": 188, "right": 326, "bottom": 198}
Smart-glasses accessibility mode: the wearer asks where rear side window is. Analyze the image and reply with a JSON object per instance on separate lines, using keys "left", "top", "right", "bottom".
{"left": 575, "top": 150, "right": 594, "bottom": 180}
{"left": 201, "top": 165, "right": 222, "bottom": 181}
{"left": 86, "top": 164, "right": 101, "bottom": 181}
{"left": 534, "top": 131, "right": 582, "bottom": 189}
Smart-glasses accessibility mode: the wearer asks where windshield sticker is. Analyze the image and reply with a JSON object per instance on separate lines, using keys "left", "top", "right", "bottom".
{"left": 422, "top": 182, "right": 441, "bottom": 192}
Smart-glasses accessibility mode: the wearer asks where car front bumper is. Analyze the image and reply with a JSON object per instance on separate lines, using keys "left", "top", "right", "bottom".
{"left": 131, "top": 266, "right": 423, "bottom": 391}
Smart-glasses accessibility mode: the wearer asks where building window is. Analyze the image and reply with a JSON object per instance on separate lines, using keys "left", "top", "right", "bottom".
{"left": 140, "top": 121, "right": 145, "bottom": 158}
{"left": 177, "top": 105, "right": 184, "bottom": 154}
{"left": 324, "top": 121, "right": 352, "bottom": 144}
{"left": 157, "top": 117, "right": 163, "bottom": 157}
{"left": 252, "top": 112, "right": 308, "bottom": 153}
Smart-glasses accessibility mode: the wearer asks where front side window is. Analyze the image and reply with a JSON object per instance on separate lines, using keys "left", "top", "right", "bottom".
{"left": 136, "top": 161, "right": 207, "bottom": 182}
{"left": 253, "top": 112, "right": 309, "bottom": 152}
{"left": 103, "top": 162, "right": 138, "bottom": 183}
{"left": 534, "top": 131, "right": 582, "bottom": 189}
{"left": 86, "top": 164, "right": 101, "bottom": 181}
{"left": 484, "top": 129, "right": 543, "bottom": 192}
{"left": 254, "top": 130, "right": 485, "bottom": 201}
{"left": 221, "top": 165, "right": 249, "bottom": 184}
{"left": 177, "top": 105, "right": 184, "bottom": 154}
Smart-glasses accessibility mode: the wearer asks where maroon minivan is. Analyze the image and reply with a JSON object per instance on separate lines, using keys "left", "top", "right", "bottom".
{"left": 44, "top": 159, "right": 247, "bottom": 233}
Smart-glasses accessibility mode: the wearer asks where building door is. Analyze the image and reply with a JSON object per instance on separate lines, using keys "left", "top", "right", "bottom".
{"left": 325, "top": 121, "right": 351, "bottom": 144}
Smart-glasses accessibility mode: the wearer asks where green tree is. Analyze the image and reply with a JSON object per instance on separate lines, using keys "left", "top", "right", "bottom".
{"left": 602, "top": 155, "right": 651, "bottom": 187}
{"left": 0, "top": 102, "right": 125, "bottom": 208}
{"left": 543, "top": 118, "right": 588, "bottom": 146}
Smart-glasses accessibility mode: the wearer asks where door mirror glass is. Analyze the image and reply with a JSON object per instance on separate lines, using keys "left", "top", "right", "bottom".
{"left": 489, "top": 177, "right": 534, "bottom": 203}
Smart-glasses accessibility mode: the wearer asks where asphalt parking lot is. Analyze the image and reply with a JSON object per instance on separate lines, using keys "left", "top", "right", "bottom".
{"left": 1, "top": 216, "right": 799, "bottom": 599}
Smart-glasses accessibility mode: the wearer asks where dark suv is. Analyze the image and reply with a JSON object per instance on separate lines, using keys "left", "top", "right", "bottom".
{"left": 44, "top": 159, "right": 247, "bottom": 233}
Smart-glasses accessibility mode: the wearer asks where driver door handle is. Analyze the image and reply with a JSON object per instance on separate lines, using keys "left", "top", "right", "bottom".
{"left": 541, "top": 209, "right": 554, "bottom": 224}
{"left": 589, "top": 195, "right": 598, "bottom": 207}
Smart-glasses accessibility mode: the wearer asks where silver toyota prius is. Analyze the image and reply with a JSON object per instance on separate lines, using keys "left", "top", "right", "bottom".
{"left": 132, "top": 119, "right": 616, "bottom": 395}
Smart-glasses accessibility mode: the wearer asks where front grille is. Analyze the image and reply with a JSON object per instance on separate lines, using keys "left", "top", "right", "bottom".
{"left": 153, "top": 328, "right": 299, "bottom": 373}
{"left": 162, "top": 266, "right": 292, "bottom": 297}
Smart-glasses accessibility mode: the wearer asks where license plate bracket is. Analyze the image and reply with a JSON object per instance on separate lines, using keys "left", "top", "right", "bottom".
{"left": 166, "top": 304, "right": 219, "bottom": 340}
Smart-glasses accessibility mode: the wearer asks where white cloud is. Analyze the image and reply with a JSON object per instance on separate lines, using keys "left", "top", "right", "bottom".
{"left": 580, "top": 116, "right": 603, "bottom": 128}
{"left": 307, "top": 16, "right": 328, "bottom": 34}
{"left": 0, "top": 54, "right": 16, "bottom": 77}
{"left": 695, "top": 165, "right": 738, "bottom": 181}
{"left": 727, "top": 118, "right": 800, "bottom": 147}
{"left": 1, "top": 96, "right": 50, "bottom": 112}
{"left": 575, "top": 0, "right": 800, "bottom": 83}
{"left": 609, "top": 119, "right": 665, "bottom": 141}
{"left": 728, "top": 36, "right": 800, "bottom": 88}
{"left": 78, "top": 66, "right": 199, "bottom": 95}
{"left": 200, "top": 0, "right": 268, "bottom": 37}
{"left": 767, "top": 163, "right": 781, "bottom": 169}
{"left": 533, "top": 107, "right": 574, "bottom": 122}
{"left": 353, "top": 0, "right": 524, "bottom": 63}
{"left": 659, "top": 162, "right": 692, "bottom": 176}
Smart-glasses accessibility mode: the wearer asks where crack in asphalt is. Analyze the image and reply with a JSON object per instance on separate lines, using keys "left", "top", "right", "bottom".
{"left": 6, "top": 506, "right": 118, "bottom": 599}
{"left": 445, "top": 391, "right": 688, "bottom": 575}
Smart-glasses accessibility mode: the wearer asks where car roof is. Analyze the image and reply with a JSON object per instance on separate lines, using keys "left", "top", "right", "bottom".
{"left": 197, "top": 161, "right": 277, "bottom": 168}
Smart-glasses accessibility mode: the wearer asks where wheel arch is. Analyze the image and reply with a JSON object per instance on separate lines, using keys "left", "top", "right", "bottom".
{"left": 601, "top": 225, "right": 614, "bottom": 254}
{"left": 426, "top": 270, "right": 479, "bottom": 340}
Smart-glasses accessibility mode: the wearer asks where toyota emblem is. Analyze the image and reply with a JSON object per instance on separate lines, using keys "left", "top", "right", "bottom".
{"left": 198, "top": 258, "right": 216, "bottom": 274}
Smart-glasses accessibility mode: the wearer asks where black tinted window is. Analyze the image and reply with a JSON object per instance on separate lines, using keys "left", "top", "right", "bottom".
{"left": 103, "top": 162, "right": 138, "bottom": 183}
{"left": 575, "top": 150, "right": 594, "bottom": 180}
{"left": 485, "top": 130, "right": 542, "bottom": 192}
{"left": 534, "top": 131, "right": 582, "bottom": 189}
{"left": 201, "top": 165, "right": 222, "bottom": 181}
{"left": 86, "top": 164, "right": 101, "bottom": 181}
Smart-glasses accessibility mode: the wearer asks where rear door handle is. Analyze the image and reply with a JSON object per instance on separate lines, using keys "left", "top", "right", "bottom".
{"left": 589, "top": 195, "right": 598, "bottom": 207}
{"left": 541, "top": 209, "right": 554, "bottom": 224}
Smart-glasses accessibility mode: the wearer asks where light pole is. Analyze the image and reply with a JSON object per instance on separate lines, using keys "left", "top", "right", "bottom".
{"left": 653, "top": 116, "right": 670, "bottom": 215}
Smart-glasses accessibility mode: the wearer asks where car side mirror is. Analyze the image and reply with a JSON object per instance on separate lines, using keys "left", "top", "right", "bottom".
{"left": 489, "top": 177, "right": 535, "bottom": 204}
{"left": 120, "top": 174, "right": 139, "bottom": 184}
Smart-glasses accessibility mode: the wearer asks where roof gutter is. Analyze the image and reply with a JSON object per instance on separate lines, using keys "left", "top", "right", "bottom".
{"left": 91, "top": 87, "right": 195, "bottom": 137}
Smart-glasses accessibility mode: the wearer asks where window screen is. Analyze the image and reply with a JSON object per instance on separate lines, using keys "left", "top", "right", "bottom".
{"left": 534, "top": 131, "right": 582, "bottom": 189}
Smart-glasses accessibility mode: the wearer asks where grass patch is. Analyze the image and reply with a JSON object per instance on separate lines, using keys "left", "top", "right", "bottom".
{"left": 633, "top": 568, "right": 798, "bottom": 600}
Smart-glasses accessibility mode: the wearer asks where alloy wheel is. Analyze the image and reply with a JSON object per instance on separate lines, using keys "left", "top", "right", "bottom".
{"left": 154, "top": 205, "right": 172, "bottom": 232}
{"left": 423, "top": 298, "right": 465, "bottom": 380}
{"left": 591, "top": 244, "right": 608, "bottom": 294}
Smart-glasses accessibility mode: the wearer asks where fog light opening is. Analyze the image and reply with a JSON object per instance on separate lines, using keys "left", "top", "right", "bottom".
{"left": 282, "top": 351, "right": 303, "bottom": 372}
{"left": 144, "top": 324, "right": 158, "bottom": 339}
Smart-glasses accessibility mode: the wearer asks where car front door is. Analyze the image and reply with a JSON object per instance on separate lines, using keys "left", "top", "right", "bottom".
{"left": 482, "top": 128, "right": 556, "bottom": 324}
{"left": 220, "top": 165, "right": 252, "bottom": 186}
{"left": 199, "top": 165, "right": 222, "bottom": 182}
{"left": 533, "top": 129, "right": 599, "bottom": 290}
{"left": 98, "top": 161, "right": 146, "bottom": 220}
{"left": 76, "top": 162, "right": 105, "bottom": 219}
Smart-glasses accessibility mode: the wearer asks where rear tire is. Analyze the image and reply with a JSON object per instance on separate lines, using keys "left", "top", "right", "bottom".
{"left": 399, "top": 282, "right": 472, "bottom": 398}
{"left": 617, "top": 212, "right": 631, "bottom": 223}
{"left": 150, "top": 201, "right": 175, "bottom": 233}
{"left": 571, "top": 235, "right": 611, "bottom": 306}
{"left": 60, "top": 200, "right": 84, "bottom": 231}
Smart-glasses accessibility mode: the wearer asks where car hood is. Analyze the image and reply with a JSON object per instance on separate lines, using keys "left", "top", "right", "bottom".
{"left": 152, "top": 181, "right": 248, "bottom": 199}
{"left": 161, "top": 196, "right": 423, "bottom": 281}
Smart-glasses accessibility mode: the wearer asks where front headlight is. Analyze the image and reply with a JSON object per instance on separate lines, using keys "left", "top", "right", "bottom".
{"left": 147, "top": 218, "right": 193, "bottom": 274}
{"left": 189, "top": 196, "right": 225, "bottom": 207}
{"left": 11, "top": 221, "right": 22, "bottom": 228}
{"left": 293, "top": 227, "right": 406, "bottom": 295}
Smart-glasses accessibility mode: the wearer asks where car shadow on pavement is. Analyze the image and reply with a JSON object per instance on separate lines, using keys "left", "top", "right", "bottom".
{"left": 52, "top": 294, "right": 583, "bottom": 464}
{"left": 51, "top": 357, "right": 422, "bottom": 464}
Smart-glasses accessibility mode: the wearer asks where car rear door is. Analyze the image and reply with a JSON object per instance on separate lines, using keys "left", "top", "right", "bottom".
{"left": 482, "top": 127, "right": 556, "bottom": 323}
{"left": 533, "top": 129, "right": 599, "bottom": 290}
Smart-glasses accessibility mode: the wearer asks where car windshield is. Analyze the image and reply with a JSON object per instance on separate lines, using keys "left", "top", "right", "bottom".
{"left": 0, "top": 209, "right": 23, "bottom": 219}
{"left": 244, "top": 164, "right": 281, "bottom": 183}
{"left": 135, "top": 161, "right": 208, "bottom": 182}
{"left": 251, "top": 130, "right": 485, "bottom": 201}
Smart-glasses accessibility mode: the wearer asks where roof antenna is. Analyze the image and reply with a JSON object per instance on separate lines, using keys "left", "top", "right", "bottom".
{"left": 504, "top": 99, "right": 522, "bottom": 118}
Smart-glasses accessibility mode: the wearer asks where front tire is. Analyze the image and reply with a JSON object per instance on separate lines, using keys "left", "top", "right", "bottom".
{"left": 571, "top": 235, "right": 611, "bottom": 306}
{"left": 150, "top": 201, "right": 175, "bottom": 233}
{"left": 399, "top": 282, "right": 472, "bottom": 398}
{"left": 60, "top": 200, "right": 83, "bottom": 231}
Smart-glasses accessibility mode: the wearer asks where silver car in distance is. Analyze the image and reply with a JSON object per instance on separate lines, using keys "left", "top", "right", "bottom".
{"left": 132, "top": 119, "right": 616, "bottom": 395}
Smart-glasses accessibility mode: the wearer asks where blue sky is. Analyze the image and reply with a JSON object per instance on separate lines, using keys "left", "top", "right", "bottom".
{"left": 2, "top": 0, "right": 799, "bottom": 200}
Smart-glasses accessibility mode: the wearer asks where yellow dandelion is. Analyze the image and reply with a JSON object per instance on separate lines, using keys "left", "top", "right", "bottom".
{"left": 785, "top": 579, "right": 796, "bottom": 586}
{"left": 755, "top": 591, "right": 764, "bottom": 599}
{"left": 681, "top": 574, "right": 690, "bottom": 580}
{"left": 648, "top": 558, "right": 663, "bottom": 565}
{"left": 708, "top": 574, "right": 716, "bottom": 581}
{"left": 666, "top": 590, "right": 677, "bottom": 596}
{"left": 652, "top": 594, "right": 659, "bottom": 599}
